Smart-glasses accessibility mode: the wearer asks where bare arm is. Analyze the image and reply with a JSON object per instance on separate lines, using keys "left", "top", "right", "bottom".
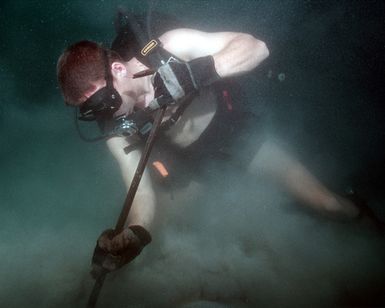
{"left": 159, "top": 28, "right": 269, "bottom": 77}
{"left": 106, "top": 136, "right": 156, "bottom": 230}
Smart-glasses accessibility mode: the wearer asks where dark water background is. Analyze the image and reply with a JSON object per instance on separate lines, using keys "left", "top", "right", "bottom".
{"left": 1, "top": 1, "right": 385, "bottom": 307}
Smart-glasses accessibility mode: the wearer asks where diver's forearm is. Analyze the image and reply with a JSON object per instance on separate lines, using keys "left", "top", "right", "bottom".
{"left": 127, "top": 189, "right": 156, "bottom": 231}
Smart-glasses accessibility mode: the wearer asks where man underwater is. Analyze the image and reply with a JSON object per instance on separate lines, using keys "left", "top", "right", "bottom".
{"left": 57, "top": 19, "right": 362, "bottom": 272}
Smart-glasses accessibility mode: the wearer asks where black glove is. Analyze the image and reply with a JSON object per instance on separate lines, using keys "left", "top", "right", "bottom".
{"left": 153, "top": 55, "right": 220, "bottom": 104}
{"left": 91, "top": 225, "right": 152, "bottom": 277}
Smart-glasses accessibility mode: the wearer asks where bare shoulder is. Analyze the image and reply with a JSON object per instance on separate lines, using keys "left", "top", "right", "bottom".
{"left": 159, "top": 28, "right": 247, "bottom": 60}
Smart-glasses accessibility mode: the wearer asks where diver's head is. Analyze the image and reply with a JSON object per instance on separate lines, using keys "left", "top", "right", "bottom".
{"left": 57, "top": 41, "right": 115, "bottom": 105}
{"left": 57, "top": 40, "right": 147, "bottom": 120}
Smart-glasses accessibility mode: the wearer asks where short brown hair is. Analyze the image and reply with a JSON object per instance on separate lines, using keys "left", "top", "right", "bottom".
{"left": 56, "top": 40, "right": 121, "bottom": 105}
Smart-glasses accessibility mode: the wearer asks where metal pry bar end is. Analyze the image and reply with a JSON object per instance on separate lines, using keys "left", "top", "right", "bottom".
{"left": 133, "top": 69, "right": 156, "bottom": 79}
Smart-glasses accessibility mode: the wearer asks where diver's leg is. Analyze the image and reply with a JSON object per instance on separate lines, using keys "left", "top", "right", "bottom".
{"left": 248, "top": 140, "right": 359, "bottom": 218}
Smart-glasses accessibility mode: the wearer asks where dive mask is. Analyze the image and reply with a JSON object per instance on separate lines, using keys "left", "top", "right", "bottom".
{"left": 78, "top": 86, "right": 122, "bottom": 121}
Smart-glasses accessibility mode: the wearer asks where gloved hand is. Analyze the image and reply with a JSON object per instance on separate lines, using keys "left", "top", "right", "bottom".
{"left": 91, "top": 225, "right": 152, "bottom": 277}
{"left": 153, "top": 55, "right": 220, "bottom": 104}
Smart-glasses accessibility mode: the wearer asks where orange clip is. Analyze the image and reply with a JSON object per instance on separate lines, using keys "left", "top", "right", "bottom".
{"left": 152, "top": 161, "right": 169, "bottom": 178}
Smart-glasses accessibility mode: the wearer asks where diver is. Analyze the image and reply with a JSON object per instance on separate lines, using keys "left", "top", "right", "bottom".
{"left": 56, "top": 13, "right": 365, "bottom": 273}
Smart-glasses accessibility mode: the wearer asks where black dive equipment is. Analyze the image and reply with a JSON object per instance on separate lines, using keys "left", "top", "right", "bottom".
{"left": 78, "top": 49, "right": 122, "bottom": 122}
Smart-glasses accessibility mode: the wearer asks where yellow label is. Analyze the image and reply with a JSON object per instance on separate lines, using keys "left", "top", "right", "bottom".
{"left": 141, "top": 40, "right": 158, "bottom": 56}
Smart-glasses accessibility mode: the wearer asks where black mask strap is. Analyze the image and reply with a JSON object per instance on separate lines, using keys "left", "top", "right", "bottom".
{"left": 103, "top": 49, "right": 113, "bottom": 88}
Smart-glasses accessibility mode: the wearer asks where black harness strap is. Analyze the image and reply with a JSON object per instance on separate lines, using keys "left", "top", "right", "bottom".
{"left": 160, "top": 95, "right": 194, "bottom": 131}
